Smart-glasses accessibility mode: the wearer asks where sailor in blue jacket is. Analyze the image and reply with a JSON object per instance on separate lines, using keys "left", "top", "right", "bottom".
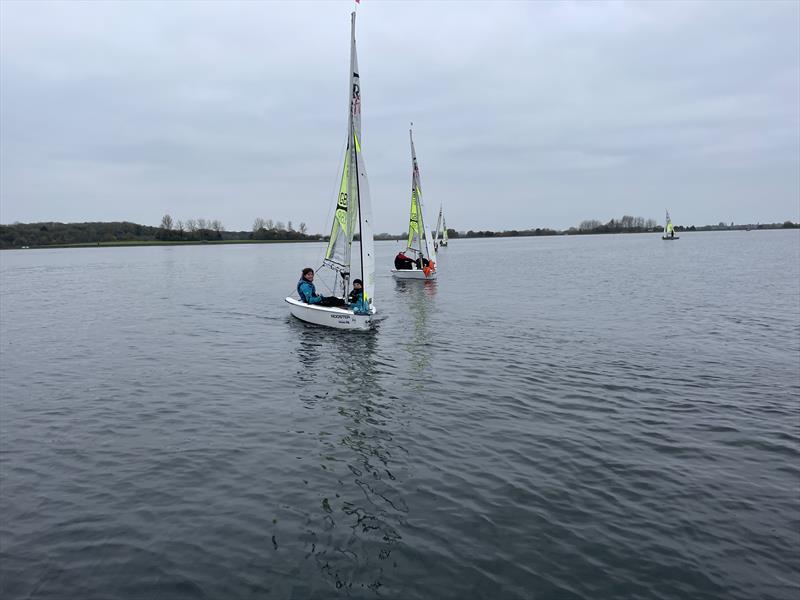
{"left": 348, "top": 278, "right": 370, "bottom": 314}
{"left": 297, "top": 268, "right": 345, "bottom": 307}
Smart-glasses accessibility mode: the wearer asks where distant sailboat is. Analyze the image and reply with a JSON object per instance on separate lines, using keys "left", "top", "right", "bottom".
{"left": 662, "top": 209, "right": 679, "bottom": 240}
{"left": 433, "top": 205, "right": 448, "bottom": 249}
{"left": 285, "top": 12, "right": 376, "bottom": 330}
{"left": 392, "top": 125, "right": 437, "bottom": 280}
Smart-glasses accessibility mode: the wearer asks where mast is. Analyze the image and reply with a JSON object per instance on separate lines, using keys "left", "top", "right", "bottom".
{"left": 349, "top": 10, "right": 375, "bottom": 304}
{"left": 346, "top": 12, "right": 359, "bottom": 296}
{"left": 353, "top": 14, "right": 364, "bottom": 296}
{"left": 316, "top": 10, "right": 374, "bottom": 304}
{"left": 409, "top": 126, "right": 418, "bottom": 254}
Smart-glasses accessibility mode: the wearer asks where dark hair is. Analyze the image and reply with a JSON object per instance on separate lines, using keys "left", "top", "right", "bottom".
{"left": 353, "top": 279, "right": 363, "bottom": 285}
{"left": 302, "top": 267, "right": 314, "bottom": 277}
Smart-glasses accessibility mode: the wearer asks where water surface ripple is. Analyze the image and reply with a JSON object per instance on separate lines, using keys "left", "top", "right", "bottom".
{"left": 1, "top": 232, "right": 798, "bottom": 599}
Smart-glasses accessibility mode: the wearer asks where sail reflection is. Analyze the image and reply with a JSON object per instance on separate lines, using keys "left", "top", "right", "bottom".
{"left": 394, "top": 279, "right": 436, "bottom": 376}
{"left": 291, "top": 325, "right": 407, "bottom": 593}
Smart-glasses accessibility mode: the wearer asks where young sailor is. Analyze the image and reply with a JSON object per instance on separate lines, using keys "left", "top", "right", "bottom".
{"left": 348, "top": 278, "right": 363, "bottom": 304}
{"left": 348, "top": 278, "right": 370, "bottom": 314}
{"left": 297, "top": 268, "right": 345, "bottom": 307}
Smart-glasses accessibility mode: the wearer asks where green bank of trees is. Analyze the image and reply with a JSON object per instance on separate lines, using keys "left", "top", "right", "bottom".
{"left": 567, "top": 216, "right": 799, "bottom": 235}
{"left": 0, "top": 221, "right": 161, "bottom": 248}
{"left": 570, "top": 216, "right": 659, "bottom": 234}
{"left": 2, "top": 216, "right": 797, "bottom": 249}
{"left": 157, "top": 216, "right": 228, "bottom": 241}
{"left": 0, "top": 215, "right": 323, "bottom": 248}
{"left": 250, "top": 217, "right": 321, "bottom": 241}
{"left": 463, "top": 228, "right": 558, "bottom": 237}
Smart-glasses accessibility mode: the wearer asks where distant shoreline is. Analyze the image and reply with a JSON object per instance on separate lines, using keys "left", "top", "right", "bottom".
{"left": 2, "top": 225, "right": 797, "bottom": 250}
{"left": 2, "top": 239, "right": 323, "bottom": 250}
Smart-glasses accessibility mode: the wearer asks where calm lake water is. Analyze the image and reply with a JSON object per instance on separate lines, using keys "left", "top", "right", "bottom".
{"left": 1, "top": 231, "right": 799, "bottom": 600}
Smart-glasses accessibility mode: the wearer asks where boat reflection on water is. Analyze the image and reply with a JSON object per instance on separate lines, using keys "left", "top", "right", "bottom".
{"left": 290, "top": 323, "right": 408, "bottom": 594}
{"left": 394, "top": 278, "right": 436, "bottom": 376}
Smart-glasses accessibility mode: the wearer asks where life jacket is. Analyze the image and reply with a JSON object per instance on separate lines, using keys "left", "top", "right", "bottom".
{"left": 297, "top": 279, "right": 319, "bottom": 304}
{"left": 351, "top": 298, "right": 370, "bottom": 315}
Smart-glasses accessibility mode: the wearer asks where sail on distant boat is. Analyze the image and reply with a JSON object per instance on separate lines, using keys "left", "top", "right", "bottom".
{"left": 662, "top": 209, "right": 679, "bottom": 240}
{"left": 433, "top": 204, "right": 448, "bottom": 249}
{"left": 285, "top": 12, "right": 376, "bottom": 330}
{"left": 433, "top": 205, "right": 442, "bottom": 249}
{"left": 392, "top": 125, "right": 437, "bottom": 279}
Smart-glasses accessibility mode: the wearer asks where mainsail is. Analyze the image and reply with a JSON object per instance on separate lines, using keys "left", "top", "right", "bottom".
{"left": 406, "top": 127, "right": 436, "bottom": 264}
{"left": 664, "top": 210, "right": 674, "bottom": 236}
{"left": 323, "top": 12, "right": 375, "bottom": 303}
{"left": 433, "top": 205, "right": 443, "bottom": 246}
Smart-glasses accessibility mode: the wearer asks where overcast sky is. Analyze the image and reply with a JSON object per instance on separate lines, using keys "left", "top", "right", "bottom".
{"left": 1, "top": 0, "right": 798, "bottom": 233}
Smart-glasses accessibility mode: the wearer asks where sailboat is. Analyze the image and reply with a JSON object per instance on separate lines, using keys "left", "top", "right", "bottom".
{"left": 391, "top": 126, "right": 437, "bottom": 280}
{"left": 662, "top": 209, "right": 679, "bottom": 240}
{"left": 285, "top": 12, "right": 376, "bottom": 330}
{"left": 433, "top": 205, "right": 448, "bottom": 249}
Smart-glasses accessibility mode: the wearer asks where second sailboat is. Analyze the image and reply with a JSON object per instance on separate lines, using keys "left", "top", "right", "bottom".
{"left": 392, "top": 126, "right": 437, "bottom": 280}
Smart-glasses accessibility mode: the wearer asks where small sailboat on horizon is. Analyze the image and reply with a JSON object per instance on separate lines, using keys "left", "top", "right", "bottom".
{"left": 662, "top": 209, "right": 679, "bottom": 240}
{"left": 285, "top": 12, "right": 376, "bottom": 330}
{"left": 392, "top": 125, "right": 437, "bottom": 280}
{"left": 433, "top": 204, "right": 448, "bottom": 249}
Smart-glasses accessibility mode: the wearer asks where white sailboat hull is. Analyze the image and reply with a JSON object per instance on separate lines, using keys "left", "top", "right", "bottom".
{"left": 391, "top": 268, "right": 437, "bottom": 280}
{"left": 285, "top": 297, "right": 376, "bottom": 330}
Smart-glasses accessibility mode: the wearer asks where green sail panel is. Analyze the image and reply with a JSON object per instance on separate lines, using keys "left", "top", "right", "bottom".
{"left": 407, "top": 186, "right": 422, "bottom": 248}
{"left": 325, "top": 149, "right": 350, "bottom": 265}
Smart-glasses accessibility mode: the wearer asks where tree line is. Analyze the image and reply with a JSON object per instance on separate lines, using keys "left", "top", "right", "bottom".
{"left": 2, "top": 217, "right": 797, "bottom": 249}
{"left": 569, "top": 215, "right": 660, "bottom": 234}
{"left": 249, "top": 217, "right": 320, "bottom": 241}
{"left": 461, "top": 228, "right": 558, "bottom": 238}
{"left": 1, "top": 221, "right": 162, "bottom": 248}
{"left": 0, "top": 215, "right": 323, "bottom": 248}
{"left": 157, "top": 215, "right": 227, "bottom": 241}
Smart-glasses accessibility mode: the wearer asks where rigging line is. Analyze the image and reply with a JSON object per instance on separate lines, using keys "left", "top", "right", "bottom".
{"left": 284, "top": 260, "right": 335, "bottom": 298}
{"left": 284, "top": 271, "right": 334, "bottom": 300}
{"left": 318, "top": 259, "right": 343, "bottom": 297}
